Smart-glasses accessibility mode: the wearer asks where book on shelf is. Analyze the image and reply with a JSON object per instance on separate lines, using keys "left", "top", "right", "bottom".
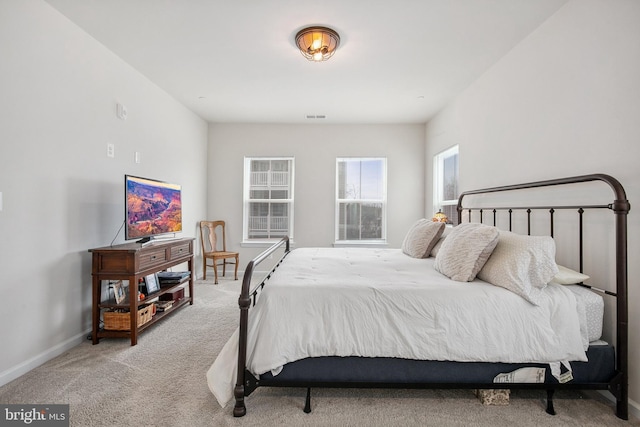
{"left": 157, "top": 271, "right": 190, "bottom": 285}
{"left": 155, "top": 300, "right": 174, "bottom": 312}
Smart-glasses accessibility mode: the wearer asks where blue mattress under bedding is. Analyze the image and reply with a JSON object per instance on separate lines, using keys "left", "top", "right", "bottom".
{"left": 259, "top": 344, "right": 615, "bottom": 386}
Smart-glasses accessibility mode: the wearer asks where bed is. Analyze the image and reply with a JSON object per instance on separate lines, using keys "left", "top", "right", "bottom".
{"left": 207, "top": 173, "right": 630, "bottom": 420}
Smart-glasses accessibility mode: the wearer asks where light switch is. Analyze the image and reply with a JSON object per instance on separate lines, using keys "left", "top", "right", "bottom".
{"left": 116, "top": 103, "right": 128, "bottom": 120}
{"left": 134, "top": 151, "right": 141, "bottom": 164}
{"left": 0, "top": 192, "right": 3, "bottom": 211}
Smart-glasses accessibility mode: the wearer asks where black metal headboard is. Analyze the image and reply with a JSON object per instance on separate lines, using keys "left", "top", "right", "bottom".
{"left": 456, "top": 173, "right": 630, "bottom": 419}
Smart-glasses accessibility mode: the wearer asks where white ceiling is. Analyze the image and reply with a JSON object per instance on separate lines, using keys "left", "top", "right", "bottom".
{"left": 44, "top": 0, "right": 568, "bottom": 124}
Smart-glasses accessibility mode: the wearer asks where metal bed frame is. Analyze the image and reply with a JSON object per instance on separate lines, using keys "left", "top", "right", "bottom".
{"left": 232, "top": 173, "right": 630, "bottom": 420}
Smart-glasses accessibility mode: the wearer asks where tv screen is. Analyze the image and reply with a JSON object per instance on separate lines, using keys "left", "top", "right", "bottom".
{"left": 125, "top": 175, "right": 182, "bottom": 243}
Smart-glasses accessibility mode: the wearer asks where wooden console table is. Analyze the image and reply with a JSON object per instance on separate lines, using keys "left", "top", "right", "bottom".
{"left": 89, "top": 238, "right": 194, "bottom": 345}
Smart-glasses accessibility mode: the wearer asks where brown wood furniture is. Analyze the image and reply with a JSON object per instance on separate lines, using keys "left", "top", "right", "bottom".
{"left": 89, "top": 238, "right": 194, "bottom": 345}
{"left": 200, "top": 220, "right": 239, "bottom": 284}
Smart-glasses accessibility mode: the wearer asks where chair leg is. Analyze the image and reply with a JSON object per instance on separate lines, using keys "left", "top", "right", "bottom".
{"left": 203, "top": 260, "right": 207, "bottom": 281}
{"left": 234, "top": 255, "right": 239, "bottom": 280}
{"left": 213, "top": 260, "right": 219, "bottom": 285}
{"left": 222, "top": 260, "right": 227, "bottom": 277}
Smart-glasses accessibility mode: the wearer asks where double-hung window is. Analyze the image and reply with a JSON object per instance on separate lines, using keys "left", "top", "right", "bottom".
{"left": 243, "top": 157, "right": 294, "bottom": 242}
{"left": 335, "top": 157, "right": 387, "bottom": 243}
{"left": 433, "top": 145, "right": 459, "bottom": 225}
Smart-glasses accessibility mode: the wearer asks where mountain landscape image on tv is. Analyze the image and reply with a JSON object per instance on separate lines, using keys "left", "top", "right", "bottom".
{"left": 125, "top": 175, "right": 182, "bottom": 241}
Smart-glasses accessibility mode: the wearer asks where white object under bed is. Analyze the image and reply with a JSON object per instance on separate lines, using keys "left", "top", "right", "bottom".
{"left": 208, "top": 247, "right": 603, "bottom": 407}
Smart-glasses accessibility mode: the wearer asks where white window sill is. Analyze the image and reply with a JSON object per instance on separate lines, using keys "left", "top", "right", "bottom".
{"left": 241, "top": 239, "right": 295, "bottom": 249}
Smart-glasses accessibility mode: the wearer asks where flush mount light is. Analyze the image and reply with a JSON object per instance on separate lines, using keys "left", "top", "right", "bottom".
{"left": 295, "top": 26, "right": 340, "bottom": 62}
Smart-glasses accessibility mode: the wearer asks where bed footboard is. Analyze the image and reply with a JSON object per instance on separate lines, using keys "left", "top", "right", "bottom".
{"left": 234, "top": 237, "right": 290, "bottom": 417}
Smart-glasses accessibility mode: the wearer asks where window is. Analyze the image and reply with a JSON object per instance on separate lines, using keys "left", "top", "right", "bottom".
{"left": 335, "top": 157, "right": 387, "bottom": 243}
{"left": 433, "top": 145, "right": 459, "bottom": 224}
{"left": 243, "top": 157, "right": 294, "bottom": 241}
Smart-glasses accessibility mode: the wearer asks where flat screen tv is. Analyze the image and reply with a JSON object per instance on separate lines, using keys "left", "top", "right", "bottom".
{"left": 125, "top": 175, "right": 182, "bottom": 243}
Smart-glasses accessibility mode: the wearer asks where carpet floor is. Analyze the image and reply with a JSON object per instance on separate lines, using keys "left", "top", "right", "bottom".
{"left": 0, "top": 278, "right": 637, "bottom": 426}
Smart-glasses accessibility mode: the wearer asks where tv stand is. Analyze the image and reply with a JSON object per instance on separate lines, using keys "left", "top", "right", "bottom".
{"left": 136, "top": 237, "right": 152, "bottom": 244}
{"left": 89, "top": 238, "right": 194, "bottom": 345}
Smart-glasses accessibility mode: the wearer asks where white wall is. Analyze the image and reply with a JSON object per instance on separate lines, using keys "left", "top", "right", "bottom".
{"left": 425, "top": 0, "right": 640, "bottom": 414}
{"left": 208, "top": 123, "right": 425, "bottom": 263}
{"left": 0, "top": 1, "right": 208, "bottom": 385}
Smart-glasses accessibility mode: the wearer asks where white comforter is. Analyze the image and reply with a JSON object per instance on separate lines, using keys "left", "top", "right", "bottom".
{"left": 208, "top": 248, "right": 588, "bottom": 407}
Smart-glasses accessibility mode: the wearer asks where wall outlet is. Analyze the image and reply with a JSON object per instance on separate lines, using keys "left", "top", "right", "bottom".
{"left": 116, "top": 103, "right": 128, "bottom": 120}
{"left": 107, "top": 143, "right": 115, "bottom": 158}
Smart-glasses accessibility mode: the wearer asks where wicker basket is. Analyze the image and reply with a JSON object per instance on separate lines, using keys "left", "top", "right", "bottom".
{"left": 103, "top": 304, "right": 154, "bottom": 331}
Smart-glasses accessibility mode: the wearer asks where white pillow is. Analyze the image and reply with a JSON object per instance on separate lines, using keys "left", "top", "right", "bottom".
{"left": 477, "top": 231, "right": 559, "bottom": 305}
{"left": 434, "top": 223, "right": 499, "bottom": 282}
{"left": 401, "top": 219, "right": 445, "bottom": 258}
{"left": 549, "top": 265, "right": 590, "bottom": 285}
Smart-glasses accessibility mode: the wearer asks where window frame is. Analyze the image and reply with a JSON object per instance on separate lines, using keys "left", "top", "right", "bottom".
{"left": 432, "top": 145, "right": 459, "bottom": 225}
{"left": 334, "top": 157, "right": 387, "bottom": 245}
{"left": 242, "top": 156, "right": 295, "bottom": 244}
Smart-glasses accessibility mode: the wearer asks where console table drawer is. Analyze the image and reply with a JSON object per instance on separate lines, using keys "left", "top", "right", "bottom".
{"left": 170, "top": 242, "right": 192, "bottom": 259}
{"left": 93, "top": 252, "right": 133, "bottom": 275}
{"left": 139, "top": 248, "right": 167, "bottom": 269}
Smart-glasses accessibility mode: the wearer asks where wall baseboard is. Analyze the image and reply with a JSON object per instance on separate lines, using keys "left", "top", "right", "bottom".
{"left": 630, "top": 398, "right": 639, "bottom": 421}
{"left": 590, "top": 390, "right": 640, "bottom": 421}
{"left": 0, "top": 330, "right": 89, "bottom": 388}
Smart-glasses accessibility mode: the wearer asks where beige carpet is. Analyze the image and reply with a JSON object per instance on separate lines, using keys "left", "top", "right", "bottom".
{"left": 0, "top": 278, "right": 637, "bottom": 427}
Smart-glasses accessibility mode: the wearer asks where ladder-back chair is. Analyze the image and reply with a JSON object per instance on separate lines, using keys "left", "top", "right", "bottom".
{"left": 199, "top": 220, "right": 239, "bottom": 284}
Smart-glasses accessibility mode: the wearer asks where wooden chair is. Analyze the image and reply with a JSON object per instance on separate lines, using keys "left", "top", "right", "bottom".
{"left": 199, "top": 220, "right": 239, "bottom": 284}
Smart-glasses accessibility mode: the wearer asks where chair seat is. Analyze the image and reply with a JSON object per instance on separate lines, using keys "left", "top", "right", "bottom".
{"left": 205, "top": 251, "right": 238, "bottom": 258}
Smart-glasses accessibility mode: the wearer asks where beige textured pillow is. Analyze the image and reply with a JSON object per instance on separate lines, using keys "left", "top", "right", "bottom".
{"left": 434, "top": 223, "right": 499, "bottom": 281}
{"left": 429, "top": 226, "right": 451, "bottom": 257}
{"left": 477, "top": 231, "right": 559, "bottom": 305}
{"left": 549, "top": 265, "right": 590, "bottom": 285}
{"left": 402, "top": 219, "right": 445, "bottom": 258}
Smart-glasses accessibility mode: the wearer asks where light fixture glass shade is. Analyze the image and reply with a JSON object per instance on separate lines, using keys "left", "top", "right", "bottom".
{"left": 432, "top": 210, "right": 448, "bottom": 223}
{"left": 295, "top": 26, "right": 340, "bottom": 62}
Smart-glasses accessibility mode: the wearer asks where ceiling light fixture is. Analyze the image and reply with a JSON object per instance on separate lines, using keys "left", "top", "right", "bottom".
{"left": 295, "top": 26, "right": 340, "bottom": 62}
